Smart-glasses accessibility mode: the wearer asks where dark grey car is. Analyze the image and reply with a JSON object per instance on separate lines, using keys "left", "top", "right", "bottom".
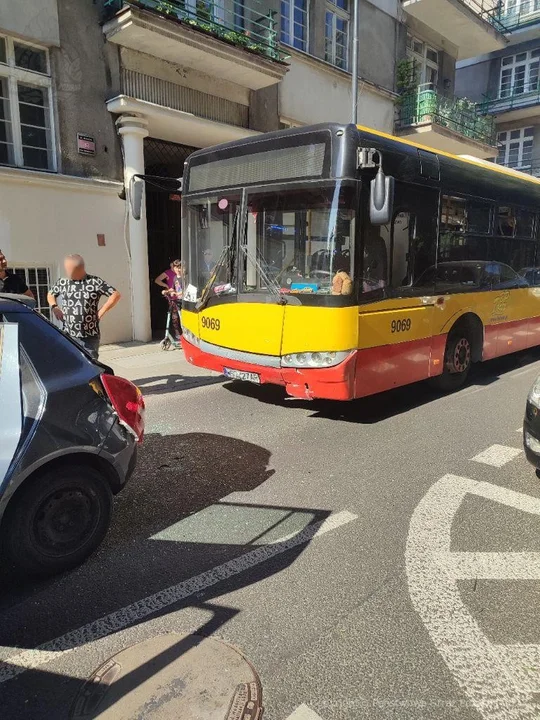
{"left": 0, "top": 295, "right": 144, "bottom": 577}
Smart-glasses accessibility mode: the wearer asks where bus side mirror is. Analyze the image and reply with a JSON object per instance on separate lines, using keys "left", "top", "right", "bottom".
{"left": 370, "top": 168, "right": 394, "bottom": 225}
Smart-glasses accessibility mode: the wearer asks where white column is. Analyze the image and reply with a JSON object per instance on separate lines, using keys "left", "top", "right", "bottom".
{"left": 116, "top": 114, "right": 151, "bottom": 343}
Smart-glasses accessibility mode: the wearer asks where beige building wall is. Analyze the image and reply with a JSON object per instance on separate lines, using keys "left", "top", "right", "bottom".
{"left": 0, "top": 0, "right": 59, "bottom": 46}
{"left": 0, "top": 168, "right": 132, "bottom": 344}
{"left": 280, "top": 52, "right": 396, "bottom": 132}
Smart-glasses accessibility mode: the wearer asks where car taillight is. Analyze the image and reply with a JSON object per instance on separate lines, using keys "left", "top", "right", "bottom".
{"left": 100, "top": 374, "right": 145, "bottom": 443}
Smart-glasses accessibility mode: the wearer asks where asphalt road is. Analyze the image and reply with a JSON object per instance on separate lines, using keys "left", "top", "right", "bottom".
{"left": 2, "top": 344, "right": 540, "bottom": 719}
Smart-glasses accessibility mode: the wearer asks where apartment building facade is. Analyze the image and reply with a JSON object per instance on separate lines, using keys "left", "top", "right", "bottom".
{"left": 395, "top": 0, "right": 507, "bottom": 158}
{"left": 0, "top": 0, "right": 508, "bottom": 342}
{"left": 456, "top": 3, "right": 540, "bottom": 177}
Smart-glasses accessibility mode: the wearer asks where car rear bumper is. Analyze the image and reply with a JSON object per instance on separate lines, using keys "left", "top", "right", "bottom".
{"left": 99, "top": 420, "right": 138, "bottom": 492}
{"left": 182, "top": 338, "right": 357, "bottom": 401}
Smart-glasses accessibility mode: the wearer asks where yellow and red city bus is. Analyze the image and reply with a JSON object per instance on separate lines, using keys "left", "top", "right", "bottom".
{"left": 180, "top": 123, "right": 540, "bottom": 401}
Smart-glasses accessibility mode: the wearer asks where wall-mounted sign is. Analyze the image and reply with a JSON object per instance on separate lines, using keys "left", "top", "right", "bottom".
{"left": 77, "top": 133, "right": 96, "bottom": 156}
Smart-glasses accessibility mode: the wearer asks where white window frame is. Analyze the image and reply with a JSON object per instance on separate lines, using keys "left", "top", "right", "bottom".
{"left": 503, "top": 0, "right": 540, "bottom": 19}
{"left": 279, "top": 117, "right": 303, "bottom": 129}
{"left": 499, "top": 49, "right": 540, "bottom": 99}
{"left": 12, "top": 265, "right": 52, "bottom": 318}
{"left": 0, "top": 34, "right": 56, "bottom": 172}
{"left": 280, "top": 0, "right": 309, "bottom": 52}
{"left": 496, "top": 126, "right": 534, "bottom": 170}
{"left": 406, "top": 33, "right": 440, "bottom": 89}
{"left": 325, "top": 0, "right": 349, "bottom": 71}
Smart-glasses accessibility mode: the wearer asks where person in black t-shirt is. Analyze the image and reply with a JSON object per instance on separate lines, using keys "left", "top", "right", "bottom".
{"left": 47, "top": 254, "right": 121, "bottom": 361}
{"left": 0, "top": 251, "right": 34, "bottom": 298}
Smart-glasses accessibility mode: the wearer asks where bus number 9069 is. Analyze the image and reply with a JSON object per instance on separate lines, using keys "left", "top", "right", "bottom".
{"left": 391, "top": 318, "right": 411, "bottom": 333}
{"left": 201, "top": 317, "right": 220, "bottom": 331}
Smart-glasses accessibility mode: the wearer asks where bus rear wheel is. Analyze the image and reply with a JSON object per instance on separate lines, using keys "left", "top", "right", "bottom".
{"left": 431, "top": 331, "right": 472, "bottom": 392}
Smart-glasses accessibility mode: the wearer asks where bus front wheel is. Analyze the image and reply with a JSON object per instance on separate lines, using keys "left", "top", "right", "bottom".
{"left": 431, "top": 330, "right": 472, "bottom": 392}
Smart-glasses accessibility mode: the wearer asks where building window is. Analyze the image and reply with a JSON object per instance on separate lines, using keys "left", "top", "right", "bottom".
{"left": 281, "top": 0, "right": 308, "bottom": 52}
{"left": 279, "top": 118, "right": 303, "bottom": 129}
{"left": 503, "top": 0, "right": 540, "bottom": 20}
{"left": 325, "top": 0, "right": 349, "bottom": 71}
{"left": 0, "top": 35, "right": 54, "bottom": 171}
{"left": 12, "top": 267, "right": 51, "bottom": 318}
{"left": 496, "top": 126, "right": 534, "bottom": 169}
{"left": 406, "top": 33, "right": 439, "bottom": 88}
{"left": 500, "top": 49, "right": 540, "bottom": 98}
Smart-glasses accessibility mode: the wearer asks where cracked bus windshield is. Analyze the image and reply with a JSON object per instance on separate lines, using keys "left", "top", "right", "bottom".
{"left": 183, "top": 183, "right": 355, "bottom": 301}
{"left": 244, "top": 182, "right": 355, "bottom": 296}
{"left": 183, "top": 193, "right": 241, "bottom": 302}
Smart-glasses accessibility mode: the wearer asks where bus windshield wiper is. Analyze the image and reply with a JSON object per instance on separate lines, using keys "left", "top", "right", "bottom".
{"left": 240, "top": 246, "right": 284, "bottom": 301}
{"left": 196, "top": 207, "right": 240, "bottom": 311}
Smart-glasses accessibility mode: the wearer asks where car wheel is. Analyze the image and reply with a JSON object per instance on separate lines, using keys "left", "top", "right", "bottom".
{"left": 430, "top": 330, "right": 472, "bottom": 392}
{"left": 1, "top": 465, "right": 112, "bottom": 577}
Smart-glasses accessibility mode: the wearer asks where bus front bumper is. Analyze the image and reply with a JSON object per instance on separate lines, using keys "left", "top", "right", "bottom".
{"left": 182, "top": 338, "right": 357, "bottom": 401}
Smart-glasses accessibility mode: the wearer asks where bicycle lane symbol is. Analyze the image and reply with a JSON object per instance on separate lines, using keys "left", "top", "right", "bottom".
{"left": 406, "top": 474, "right": 540, "bottom": 720}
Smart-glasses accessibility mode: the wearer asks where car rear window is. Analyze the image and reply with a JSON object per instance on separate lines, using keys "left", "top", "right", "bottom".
{"left": 2, "top": 310, "right": 96, "bottom": 381}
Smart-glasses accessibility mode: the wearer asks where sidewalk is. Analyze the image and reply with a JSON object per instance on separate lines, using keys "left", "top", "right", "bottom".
{"left": 100, "top": 341, "right": 223, "bottom": 394}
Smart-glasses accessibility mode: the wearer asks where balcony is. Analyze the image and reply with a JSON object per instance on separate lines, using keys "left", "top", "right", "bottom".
{"left": 479, "top": 81, "right": 540, "bottom": 122}
{"left": 494, "top": 5, "right": 540, "bottom": 37}
{"left": 103, "top": 0, "right": 289, "bottom": 90}
{"left": 401, "top": 0, "right": 507, "bottom": 60}
{"left": 396, "top": 84, "right": 497, "bottom": 158}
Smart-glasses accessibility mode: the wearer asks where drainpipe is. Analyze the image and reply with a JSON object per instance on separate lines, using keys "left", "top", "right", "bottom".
{"left": 351, "top": 0, "right": 360, "bottom": 124}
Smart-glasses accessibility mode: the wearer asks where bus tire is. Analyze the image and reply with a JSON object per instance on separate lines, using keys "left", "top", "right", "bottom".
{"left": 431, "top": 329, "right": 472, "bottom": 392}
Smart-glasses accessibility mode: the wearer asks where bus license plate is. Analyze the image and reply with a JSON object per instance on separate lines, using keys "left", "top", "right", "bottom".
{"left": 223, "top": 368, "right": 260, "bottom": 384}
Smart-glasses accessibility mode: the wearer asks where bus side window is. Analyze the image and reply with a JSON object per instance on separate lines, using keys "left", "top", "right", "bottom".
{"left": 391, "top": 211, "right": 412, "bottom": 287}
{"left": 498, "top": 206, "right": 516, "bottom": 237}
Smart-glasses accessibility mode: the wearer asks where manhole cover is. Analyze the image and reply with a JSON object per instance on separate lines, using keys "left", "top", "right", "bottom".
{"left": 70, "top": 633, "right": 263, "bottom": 719}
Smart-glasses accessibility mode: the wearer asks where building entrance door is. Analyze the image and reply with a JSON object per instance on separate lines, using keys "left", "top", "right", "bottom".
{"left": 144, "top": 138, "right": 198, "bottom": 336}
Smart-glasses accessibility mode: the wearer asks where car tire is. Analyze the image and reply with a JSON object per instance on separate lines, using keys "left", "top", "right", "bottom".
{"left": 430, "top": 330, "right": 472, "bottom": 393}
{"left": 1, "top": 465, "right": 112, "bottom": 577}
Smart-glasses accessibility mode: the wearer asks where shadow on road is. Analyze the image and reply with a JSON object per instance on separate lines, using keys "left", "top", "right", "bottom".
{"left": 223, "top": 346, "right": 540, "bottom": 424}
{"left": 2, "top": 602, "right": 241, "bottom": 720}
{"left": 133, "top": 373, "right": 224, "bottom": 395}
{"left": 0, "top": 432, "right": 331, "bottom": 718}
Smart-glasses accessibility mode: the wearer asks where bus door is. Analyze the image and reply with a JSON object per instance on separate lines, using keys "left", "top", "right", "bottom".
{"left": 356, "top": 183, "right": 440, "bottom": 396}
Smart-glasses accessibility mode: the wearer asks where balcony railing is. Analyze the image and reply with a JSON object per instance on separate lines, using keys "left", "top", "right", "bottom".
{"left": 104, "top": 0, "right": 288, "bottom": 63}
{"left": 493, "top": 4, "right": 540, "bottom": 31}
{"left": 479, "top": 80, "right": 540, "bottom": 114}
{"left": 397, "top": 84, "right": 497, "bottom": 146}
{"left": 460, "top": 0, "right": 511, "bottom": 33}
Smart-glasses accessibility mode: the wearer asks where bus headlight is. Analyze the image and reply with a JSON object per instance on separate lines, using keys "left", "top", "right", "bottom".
{"left": 281, "top": 350, "right": 351, "bottom": 368}
{"left": 528, "top": 376, "right": 540, "bottom": 409}
{"left": 183, "top": 327, "right": 200, "bottom": 346}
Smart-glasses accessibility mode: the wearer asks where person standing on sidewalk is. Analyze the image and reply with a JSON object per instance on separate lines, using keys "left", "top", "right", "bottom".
{"left": 47, "top": 254, "right": 121, "bottom": 360}
{"left": 0, "top": 251, "right": 34, "bottom": 298}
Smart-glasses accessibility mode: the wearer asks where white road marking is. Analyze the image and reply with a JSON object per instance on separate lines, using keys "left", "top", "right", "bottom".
{"left": 0, "top": 510, "right": 357, "bottom": 683}
{"left": 438, "top": 552, "right": 540, "bottom": 580}
{"left": 507, "top": 367, "right": 539, "bottom": 379}
{"left": 406, "top": 474, "right": 540, "bottom": 720}
{"left": 504, "top": 645, "right": 540, "bottom": 694}
{"left": 284, "top": 704, "right": 324, "bottom": 720}
{"left": 517, "top": 427, "right": 523, "bottom": 433}
{"left": 471, "top": 444, "right": 522, "bottom": 467}
{"left": 469, "top": 479, "right": 540, "bottom": 515}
